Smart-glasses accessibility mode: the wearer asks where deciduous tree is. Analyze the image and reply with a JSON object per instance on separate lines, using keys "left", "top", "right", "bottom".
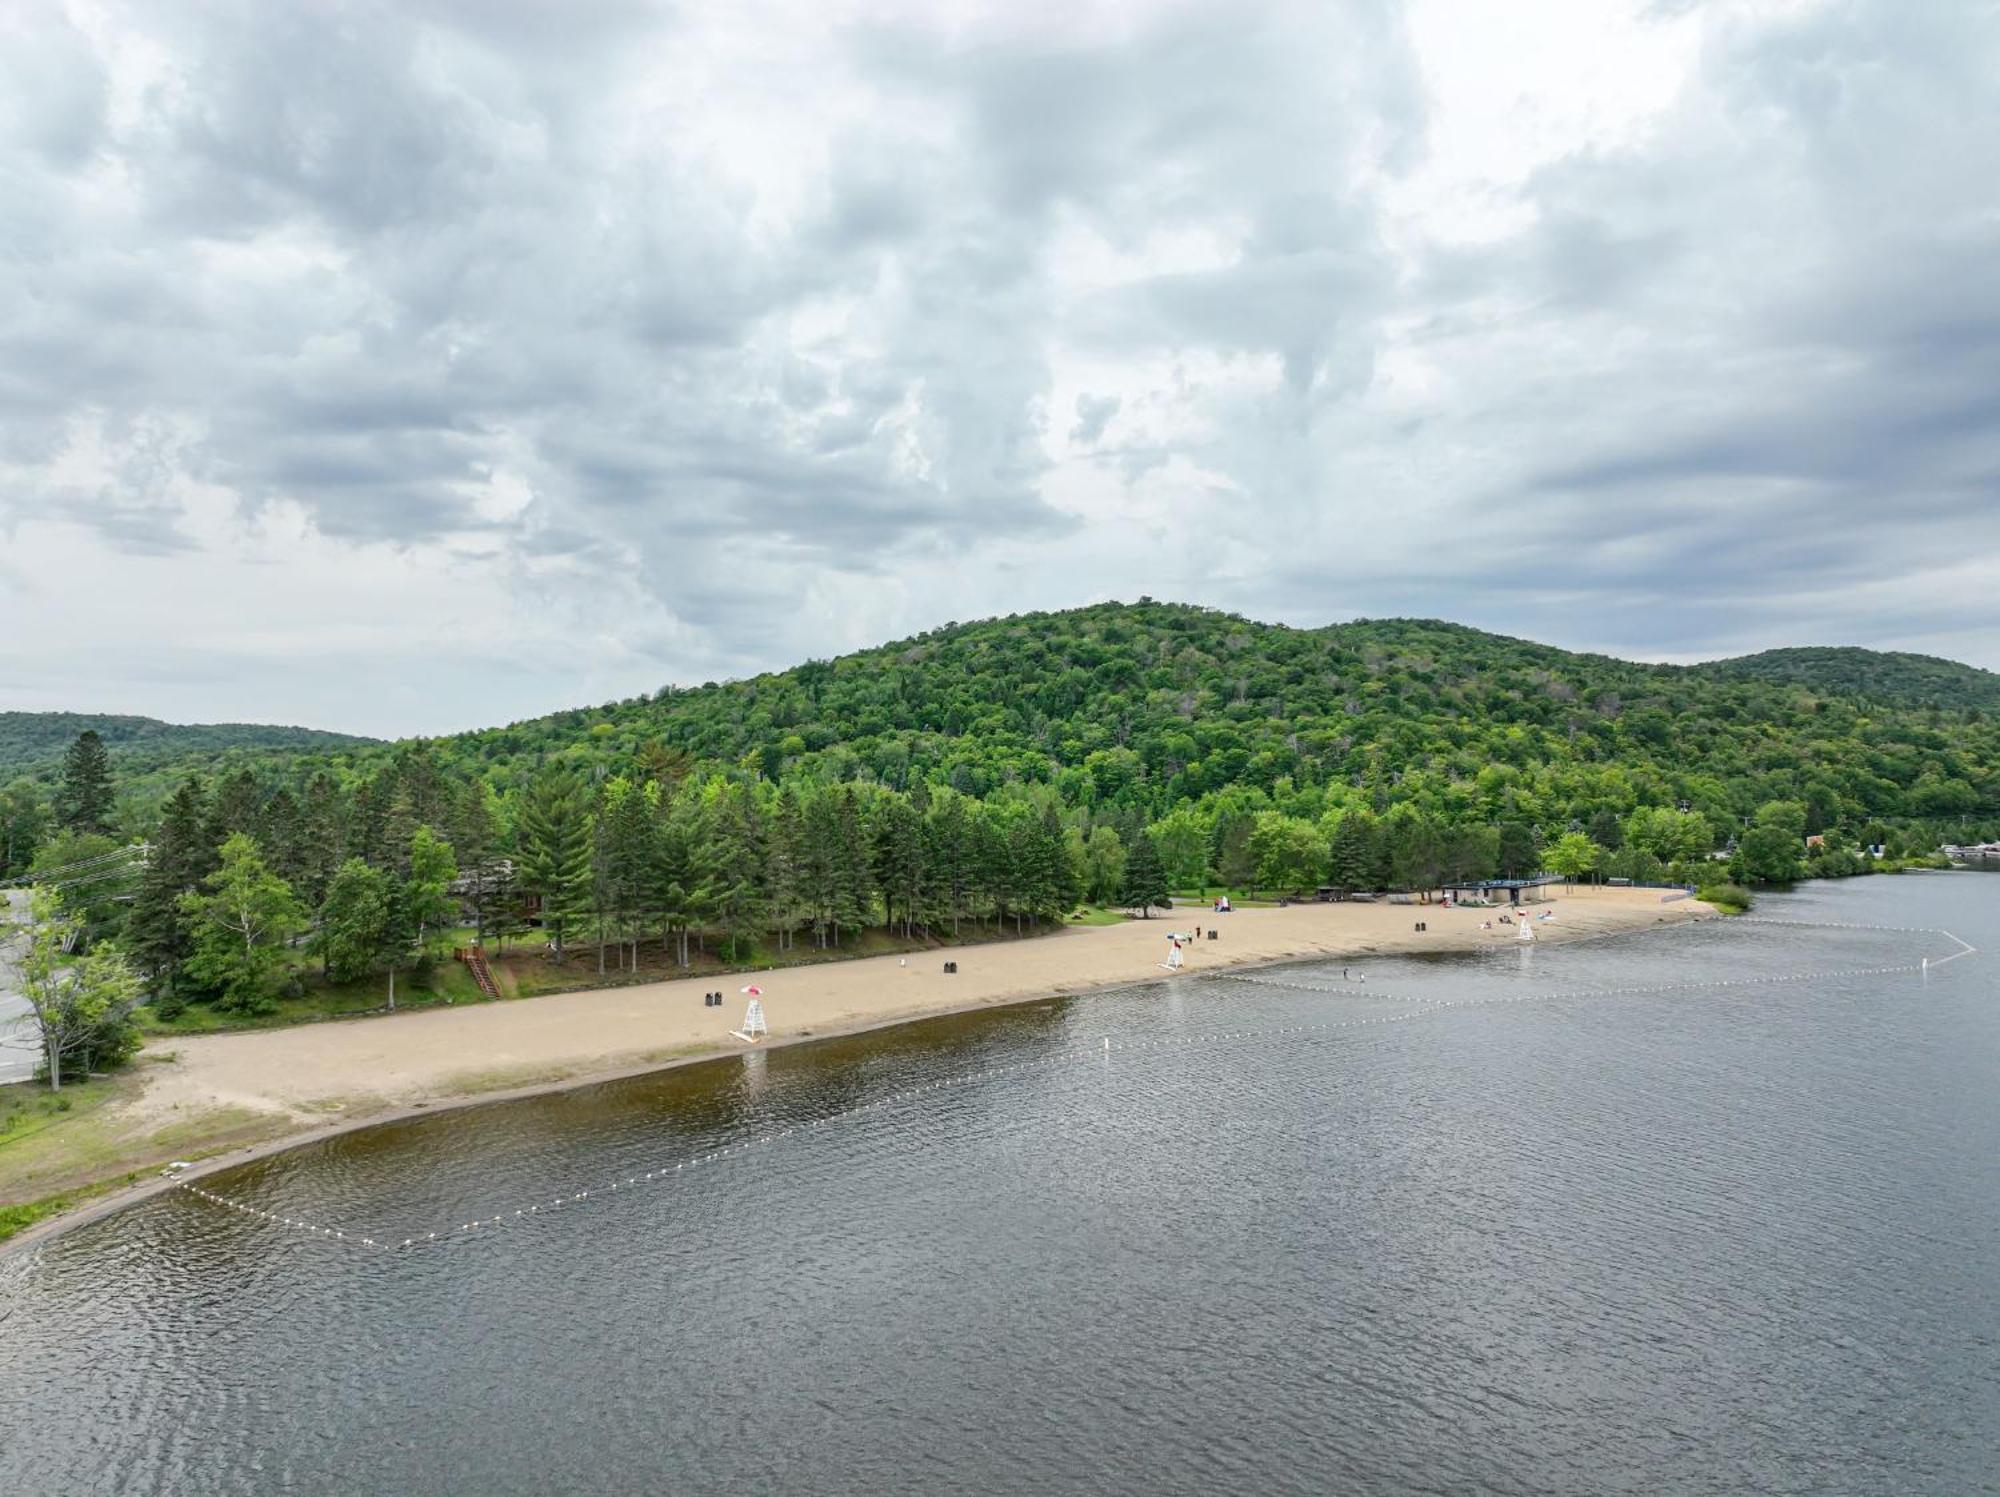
{"left": 180, "top": 834, "right": 305, "bottom": 1015}
{"left": 16, "top": 888, "right": 144, "bottom": 1090}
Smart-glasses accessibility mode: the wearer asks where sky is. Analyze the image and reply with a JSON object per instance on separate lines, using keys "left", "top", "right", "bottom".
{"left": 3, "top": 0, "right": 1998, "bottom": 738}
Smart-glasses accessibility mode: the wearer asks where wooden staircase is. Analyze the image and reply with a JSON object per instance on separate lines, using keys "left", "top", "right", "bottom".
{"left": 457, "top": 945, "right": 502, "bottom": 1000}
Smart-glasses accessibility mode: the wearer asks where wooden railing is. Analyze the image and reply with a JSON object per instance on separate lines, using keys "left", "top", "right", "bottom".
{"left": 455, "top": 945, "right": 502, "bottom": 1000}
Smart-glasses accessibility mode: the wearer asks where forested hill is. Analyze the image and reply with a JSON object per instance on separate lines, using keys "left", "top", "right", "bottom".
{"left": 436, "top": 602, "right": 1997, "bottom": 830}
{"left": 1690, "top": 646, "right": 2000, "bottom": 711}
{"left": 0, "top": 712, "right": 376, "bottom": 782}
{"left": 15, "top": 603, "right": 2000, "bottom": 840}
{"left": 10, "top": 603, "right": 1996, "bottom": 1022}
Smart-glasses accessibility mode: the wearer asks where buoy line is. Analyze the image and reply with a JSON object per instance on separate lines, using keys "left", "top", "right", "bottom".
{"left": 174, "top": 941, "right": 1958, "bottom": 1254}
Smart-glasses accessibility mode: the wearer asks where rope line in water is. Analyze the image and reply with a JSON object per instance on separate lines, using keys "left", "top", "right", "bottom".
{"left": 175, "top": 942, "right": 1962, "bottom": 1253}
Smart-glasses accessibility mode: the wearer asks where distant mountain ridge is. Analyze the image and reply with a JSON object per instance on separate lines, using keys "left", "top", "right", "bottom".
{"left": 0, "top": 711, "right": 378, "bottom": 782}
{"left": 1689, "top": 645, "right": 2000, "bottom": 711}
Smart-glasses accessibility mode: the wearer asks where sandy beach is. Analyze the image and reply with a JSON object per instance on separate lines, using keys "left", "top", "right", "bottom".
{"left": 3, "top": 887, "right": 1707, "bottom": 1243}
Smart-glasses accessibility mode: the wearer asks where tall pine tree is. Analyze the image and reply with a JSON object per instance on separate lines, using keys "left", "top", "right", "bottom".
{"left": 55, "top": 730, "right": 114, "bottom": 834}
{"left": 516, "top": 769, "right": 593, "bottom": 960}
{"left": 127, "top": 777, "right": 216, "bottom": 1013}
{"left": 1121, "top": 834, "right": 1170, "bottom": 917}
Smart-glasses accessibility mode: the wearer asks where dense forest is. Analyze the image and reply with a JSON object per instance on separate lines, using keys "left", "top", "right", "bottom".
{"left": 5, "top": 603, "right": 1995, "bottom": 1036}
{"left": 0, "top": 711, "right": 375, "bottom": 782}
{"left": 1700, "top": 646, "right": 2000, "bottom": 711}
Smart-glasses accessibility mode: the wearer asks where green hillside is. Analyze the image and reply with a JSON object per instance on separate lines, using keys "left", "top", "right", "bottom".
{"left": 1691, "top": 646, "right": 2000, "bottom": 711}
{"left": 0, "top": 712, "right": 377, "bottom": 783}
{"left": 428, "top": 603, "right": 1995, "bottom": 828}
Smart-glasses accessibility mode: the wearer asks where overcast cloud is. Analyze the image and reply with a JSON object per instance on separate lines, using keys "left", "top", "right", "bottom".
{"left": 2, "top": 0, "right": 1997, "bottom": 736}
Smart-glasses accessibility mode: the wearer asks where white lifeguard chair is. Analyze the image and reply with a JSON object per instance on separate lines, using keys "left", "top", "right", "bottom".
{"left": 732, "top": 993, "right": 768, "bottom": 1043}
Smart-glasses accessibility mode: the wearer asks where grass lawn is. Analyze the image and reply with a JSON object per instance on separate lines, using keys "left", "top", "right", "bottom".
{"left": 1168, "top": 888, "right": 1283, "bottom": 907}
{"left": 0, "top": 1062, "right": 302, "bottom": 1220}
{"left": 1065, "top": 906, "right": 1132, "bottom": 927}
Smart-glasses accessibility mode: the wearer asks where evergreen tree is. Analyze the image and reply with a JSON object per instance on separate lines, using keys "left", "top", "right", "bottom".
{"left": 1387, "top": 811, "right": 1444, "bottom": 897}
{"left": 1327, "top": 809, "right": 1376, "bottom": 895}
{"left": 516, "top": 769, "right": 593, "bottom": 960}
{"left": 210, "top": 768, "right": 264, "bottom": 844}
{"left": 968, "top": 804, "right": 1011, "bottom": 929}
{"left": 830, "top": 787, "right": 871, "bottom": 940}
{"left": 262, "top": 787, "right": 305, "bottom": 889}
{"left": 391, "top": 745, "right": 454, "bottom": 837}
{"left": 705, "top": 783, "right": 767, "bottom": 960}
{"left": 798, "top": 789, "right": 842, "bottom": 945}
{"left": 1440, "top": 823, "right": 1499, "bottom": 886}
{"left": 1495, "top": 821, "right": 1539, "bottom": 880}
{"left": 1120, "top": 833, "right": 1170, "bottom": 917}
{"left": 450, "top": 781, "right": 499, "bottom": 879}
{"left": 55, "top": 730, "right": 114, "bottom": 835}
{"left": 651, "top": 786, "right": 699, "bottom": 966}
{"left": 594, "top": 779, "right": 653, "bottom": 972}
{"left": 127, "top": 777, "right": 216, "bottom": 1012}
{"left": 295, "top": 772, "right": 348, "bottom": 910}
{"left": 670, "top": 784, "right": 721, "bottom": 958}
{"left": 925, "top": 792, "right": 973, "bottom": 935}
{"left": 872, "top": 794, "right": 925, "bottom": 937}
{"left": 1004, "top": 811, "right": 1041, "bottom": 932}
{"left": 1034, "top": 805, "right": 1080, "bottom": 922}
{"left": 381, "top": 785, "right": 421, "bottom": 877}
{"left": 767, "top": 785, "right": 806, "bottom": 951}
{"left": 1212, "top": 812, "right": 1256, "bottom": 892}
{"left": 349, "top": 772, "right": 391, "bottom": 870}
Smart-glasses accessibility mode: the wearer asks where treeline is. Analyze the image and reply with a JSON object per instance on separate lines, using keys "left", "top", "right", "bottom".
{"left": 32, "top": 740, "right": 1100, "bottom": 1020}
{"left": 0, "top": 709, "right": 374, "bottom": 784}
{"left": 6, "top": 715, "right": 1979, "bottom": 1034}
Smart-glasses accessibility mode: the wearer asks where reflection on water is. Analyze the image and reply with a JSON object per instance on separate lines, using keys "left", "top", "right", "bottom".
{"left": 2, "top": 877, "right": 1997, "bottom": 1496}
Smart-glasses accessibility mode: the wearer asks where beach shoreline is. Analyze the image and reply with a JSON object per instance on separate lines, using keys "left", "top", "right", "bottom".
{"left": 0, "top": 887, "right": 1710, "bottom": 1256}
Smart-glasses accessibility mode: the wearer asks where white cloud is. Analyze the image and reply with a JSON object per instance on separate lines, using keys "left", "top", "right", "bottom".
{"left": 1, "top": 0, "right": 1996, "bottom": 737}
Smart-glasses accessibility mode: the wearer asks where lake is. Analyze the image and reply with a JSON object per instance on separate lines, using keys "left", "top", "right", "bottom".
{"left": 2, "top": 875, "right": 1996, "bottom": 1495}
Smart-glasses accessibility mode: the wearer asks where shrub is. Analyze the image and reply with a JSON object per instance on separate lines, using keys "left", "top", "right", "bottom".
{"left": 1697, "top": 883, "right": 1754, "bottom": 915}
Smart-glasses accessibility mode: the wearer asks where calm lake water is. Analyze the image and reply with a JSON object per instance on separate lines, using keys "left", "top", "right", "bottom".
{"left": 2, "top": 876, "right": 1997, "bottom": 1495}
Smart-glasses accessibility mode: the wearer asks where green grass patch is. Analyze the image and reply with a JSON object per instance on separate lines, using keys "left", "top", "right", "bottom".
{"left": 0, "top": 1072, "right": 295, "bottom": 1211}
{"left": 0, "top": 1190, "right": 81, "bottom": 1243}
{"left": 0, "top": 1168, "right": 155, "bottom": 1244}
{"left": 1065, "top": 906, "right": 1131, "bottom": 927}
{"left": 1169, "top": 888, "right": 1282, "bottom": 907}
{"left": 0, "top": 1077, "right": 120, "bottom": 1149}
